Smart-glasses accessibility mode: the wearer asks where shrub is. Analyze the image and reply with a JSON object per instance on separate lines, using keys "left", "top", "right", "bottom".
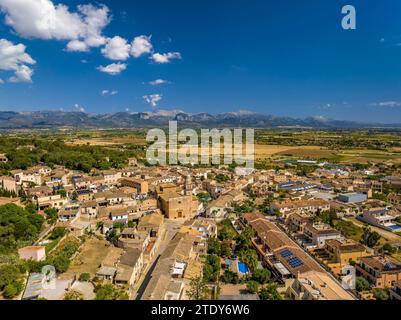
{"left": 79, "top": 273, "right": 91, "bottom": 282}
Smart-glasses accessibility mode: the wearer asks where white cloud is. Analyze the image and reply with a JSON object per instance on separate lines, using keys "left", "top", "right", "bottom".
{"left": 149, "top": 79, "right": 169, "bottom": 86}
{"left": 0, "top": 78, "right": 4, "bottom": 84}
{"left": 151, "top": 52, "right": 182, "bottom": 64}
{"left": 0, "top": 0, "right": 110, "bottom": 51}
{"left": 101, "top": 89, "right": 118, "bottom": 96}
{"left": 143, "top": 94, "right": 162, "bottom": 108}
{"left": 131, "top": 35, "right": 153, "bottom": 58}
{"left": 370, "top": 101, "right": 401, "bottom": 108}
{"left": 73, "top": 103, "right": 85, "bottom": 112}
{"left": 101, "top": 36, "right": 131, "bottom": 61}
{"left": 0, "top": 38, "right": 36, "bottom": 83}
{"left": 77, "top": 4, "right": 110, "bottom": 48}
{"left": 97, "top": 63, "right": 127, "bottom": 75}
{"left": 66, "top": 39, "right": 88, "bottom": 52}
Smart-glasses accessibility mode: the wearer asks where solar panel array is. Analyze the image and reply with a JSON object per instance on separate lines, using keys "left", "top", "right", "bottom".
{"left": 279, "top": 249, "right": 304, "bottom": 268}
{"left": 280, "top": 249, "right": 293, "bottom": 258}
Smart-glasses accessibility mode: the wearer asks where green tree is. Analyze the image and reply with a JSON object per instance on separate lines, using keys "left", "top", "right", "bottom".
{"left": 361, "top": 226, "right": 381, "bottom": 248}
{"left": 79, "top": 273, "right": 91, "bottom": 282}
{"left": 207, "top": 238, "right": 221, "bottom": 256}
{"left": 44, "top": 208, "right": 58, "bottom": 224}
{"left": 49, "top": 227, "right": 66, "bottom": 240}
{"left": 220, "top": 243, "right": 232, "bottom": 258}
{"left": 0, "top": 204, "right": 44, "bottom": 253}
{"left": 221, "top": 270, "right": 239, "bottom": 284}
{"left": 247, "top": 280, "right": 259, "bottom": 294}
{"left": 252, "top": 268, "right": 271, "bottom": 284}
{"left": 356, "top": 277, "right": 370, "bottom": 292}
{"left": 3, "top": 281, "right": 23, "bottom": 299}
{"left": 259, "top": 284, "right": 282, "bottom": 300}
{"left": 64, "top": 290, "right": 84, "bottom": 300}
{"left": 373, "top": 288, "right": 390, "bottom": 300}
{"left": 186, "top": 276, "right": 208, "bottom": 300}
{"left": 381, "top": 243, "right": 396, "bottom": 254}
{"left": 203, "top": 254, "right": 221, "bottom": 283}
{"left": 95, "top": 284, "right": 116, "bottom": 300}
{"left": 95, "top": 284, "right": 127, "bottom": 300}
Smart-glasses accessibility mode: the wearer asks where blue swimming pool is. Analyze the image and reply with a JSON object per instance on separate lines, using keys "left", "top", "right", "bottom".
{"left": 388, "top": 225, "right": 401, "bottom": 231}
{"left": 238, "top": 261, "right": 250, "bottom": 274}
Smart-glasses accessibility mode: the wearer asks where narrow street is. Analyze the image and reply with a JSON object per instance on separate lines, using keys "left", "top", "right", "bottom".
{"left": 130, "top": 219, "right": 183, "bottom": 300}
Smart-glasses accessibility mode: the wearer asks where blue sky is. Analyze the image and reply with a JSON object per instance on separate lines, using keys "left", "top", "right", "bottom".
{"left": 1, "top": 0, "right": 401, "bottom": 123}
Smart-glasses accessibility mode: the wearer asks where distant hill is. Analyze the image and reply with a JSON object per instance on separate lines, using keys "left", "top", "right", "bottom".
{"left": 0, "top": 110, "right": 400, "bottom": 129}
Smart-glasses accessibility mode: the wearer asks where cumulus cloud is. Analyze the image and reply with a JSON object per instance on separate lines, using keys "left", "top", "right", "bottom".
{"left": 66, "top": 39, "right": 88, "bottom": 52}
{"left": 370, "top": 101, "right": 401, "bottom": 108}
{"left": 149, "top": 79, "right": 169, "bottom": 86}
{"left": 97, "top": 63, "right": 127, "bottom": 75}
{"left": 77, "top": 3, "right": 110, "bottom": 48}
{"left": 0, "top": 0, "right": 110, "bottom": 52}
{"left": 151, "top": 52, "right": 181, "bottom": 64}
{"left": 101, "top": 36, "right": 131, "bottom": 61}
{"left": 143, "top": 94, "right": 162, "bottom": 108}
{"left": 131, "top": 35, "right": 153, "bottom": 58}
{"left": 0, "top": 38, "right": 36, "bottom": 83}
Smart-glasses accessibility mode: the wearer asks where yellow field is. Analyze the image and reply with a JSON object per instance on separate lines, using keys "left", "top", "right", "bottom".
{"left": 66, "top": 137, "right": 147, "bottom": 146}
{"left": 254, "top": 145, "right": 333, "bottom": 160}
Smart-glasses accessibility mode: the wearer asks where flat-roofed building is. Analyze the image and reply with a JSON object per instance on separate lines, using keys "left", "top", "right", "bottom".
{"left": 158, "top": 192, "right": 195, "bottom": 220}
{"left": 37, "top": 194, "right": 68, "bottom": 210}
{"left": 338, "top": 192, "right": 367, "bottom": 204}
{"left": 325, "top": 239, "right": 370, "bottom": 265}
{"left": 286, "top": 271, "right": 355, "bottom": 300}
{"left": 80, "top": 200, "right": 98, "bottom": 219}
{"left": 316, "top": 239, "right": 371, "bottom": 275}
{"left": 18, "top": 246, "right": 46, "bottom": 262}
{"left": 360, "top": 208, "right": 401, "bottom": 232}
{"left": 303, "top": 223, "right": 343, "bottom": 249}
{"left": 58, "top": 208, "right": 80, "bottom": 222}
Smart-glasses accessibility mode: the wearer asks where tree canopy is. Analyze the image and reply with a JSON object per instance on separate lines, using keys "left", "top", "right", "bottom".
{"left": 0, "top": 204, "right": 44, "bottom": 253}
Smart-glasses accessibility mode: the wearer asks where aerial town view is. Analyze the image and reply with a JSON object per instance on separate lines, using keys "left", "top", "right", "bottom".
{"left": 0, "top": 0, "right": 401, "bottom": 310}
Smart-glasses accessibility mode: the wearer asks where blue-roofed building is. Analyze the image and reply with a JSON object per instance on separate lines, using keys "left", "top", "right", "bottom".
{"left": 338, "top": 192, "right": 367, "bottom": 204}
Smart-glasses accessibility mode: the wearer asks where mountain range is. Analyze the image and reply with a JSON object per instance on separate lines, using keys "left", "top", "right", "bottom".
{"left": 0, "top": 110, "right": 400, "bottom": 130}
